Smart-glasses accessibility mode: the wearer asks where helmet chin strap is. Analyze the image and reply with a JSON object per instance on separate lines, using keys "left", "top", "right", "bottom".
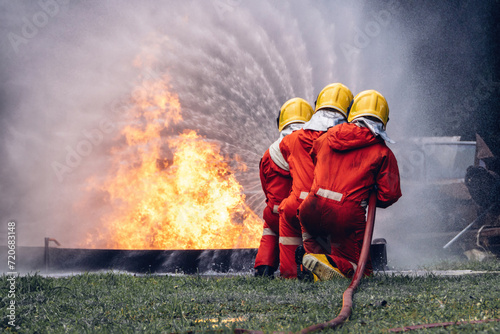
{"left": 354, "top": 117, "right": 395, "bottom": 144}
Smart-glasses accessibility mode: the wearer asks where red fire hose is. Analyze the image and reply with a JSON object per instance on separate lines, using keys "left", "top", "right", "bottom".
{"left": 298, "top": 190, "right": 378, "bottom": 333}
{"left": 234, "top": 190, "right": 378, "bottom": 334}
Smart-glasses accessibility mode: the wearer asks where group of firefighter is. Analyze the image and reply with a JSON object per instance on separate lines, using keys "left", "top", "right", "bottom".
{"left": 254, "top": 83, "right": 402, "bottom": 281}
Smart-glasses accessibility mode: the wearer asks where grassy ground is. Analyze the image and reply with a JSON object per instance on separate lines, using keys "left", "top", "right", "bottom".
{"left": 1, "top": 260, "right": 499, "bottom": 333}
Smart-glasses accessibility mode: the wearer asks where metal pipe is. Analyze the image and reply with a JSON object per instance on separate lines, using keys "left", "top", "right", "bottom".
{"left": 44, "top": 237, "right": 61, "bottom": 272}
{"left": 44, "top": 238, "right": 49, "bottom": 272}
{"left": 443, "top": 204, "right": 494, "bottom": 249}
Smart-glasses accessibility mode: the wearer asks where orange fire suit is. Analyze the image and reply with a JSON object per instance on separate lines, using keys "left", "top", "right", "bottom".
{"left": 278, "top": 128, "right": 325, "bottom": 278}
{"left": 254, "top": 148, "right": 292, "bottom": 271}
{"left": 298, "top": 123, "right": 402, "bottom": 277}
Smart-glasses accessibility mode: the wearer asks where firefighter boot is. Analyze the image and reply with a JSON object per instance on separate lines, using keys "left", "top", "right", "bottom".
{"left": 302, "top": 254, "right": 346, "bottom": 281}
{"left": 254, "top": 265, "right": 275, "bottom": 278}
{"left": 295, "top": 246, "right": 314, "bottom": 282}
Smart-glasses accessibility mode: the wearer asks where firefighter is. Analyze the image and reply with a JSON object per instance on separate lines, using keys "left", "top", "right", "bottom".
{"left": 277, "top": 83, "right": 353, "bottom": 279}
{"left": 297, "top": 89, "right": 402, "bottom": 280}
{"left": 254, "top": 98, "right": 314, "bottom": 277}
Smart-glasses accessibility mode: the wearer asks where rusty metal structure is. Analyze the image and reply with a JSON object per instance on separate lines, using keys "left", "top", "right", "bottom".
{"left": 396, "top": 134, "right": 500, "bottom": 259}
{"left": 444, "top": 135, "right": 500, "bottom": 257}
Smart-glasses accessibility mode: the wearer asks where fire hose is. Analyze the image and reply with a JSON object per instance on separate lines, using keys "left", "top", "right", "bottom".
{"left": 234, "top": 190, "right": 378, "bottom": 334}
{"left": 297, "top": 190, "right": 378, "bottom": 333}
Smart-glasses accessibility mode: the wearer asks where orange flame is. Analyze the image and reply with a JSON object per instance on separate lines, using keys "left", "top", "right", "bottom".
{"left": 83, "top": 75, "right": 262, "bottom": 250}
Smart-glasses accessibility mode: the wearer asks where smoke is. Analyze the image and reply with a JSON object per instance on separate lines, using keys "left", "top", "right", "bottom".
{"left": 0, "top": 0, "right": 496, "bottom": 268}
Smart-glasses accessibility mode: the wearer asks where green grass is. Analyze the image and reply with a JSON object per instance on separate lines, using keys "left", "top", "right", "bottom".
{"left": 1, "top": 260, "right": 499, "bottom": 333}
{"left": 416, "top": 257, "right": 500, "bottom": 271}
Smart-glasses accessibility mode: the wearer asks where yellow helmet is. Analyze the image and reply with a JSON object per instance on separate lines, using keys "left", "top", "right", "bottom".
{"left": 348, "top": 90, "right": 389, "bottom": 127}
{"left": 277, "top": 97, "right": 314, "bottom": 132}
{"left": 315, "top": 83, "right": 353, "bottom": 117}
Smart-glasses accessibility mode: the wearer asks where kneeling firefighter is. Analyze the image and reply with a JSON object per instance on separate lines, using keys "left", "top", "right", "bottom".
{"left": 254, "top": 98, "right": 314, "bottom": 277}
{"left": 298, "top": 90, "right": 402, "bottom": 280}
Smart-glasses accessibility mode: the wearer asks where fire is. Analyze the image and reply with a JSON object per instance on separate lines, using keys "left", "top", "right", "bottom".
{"left": 83, "top": 74, "right": 262, "bottom": 250}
